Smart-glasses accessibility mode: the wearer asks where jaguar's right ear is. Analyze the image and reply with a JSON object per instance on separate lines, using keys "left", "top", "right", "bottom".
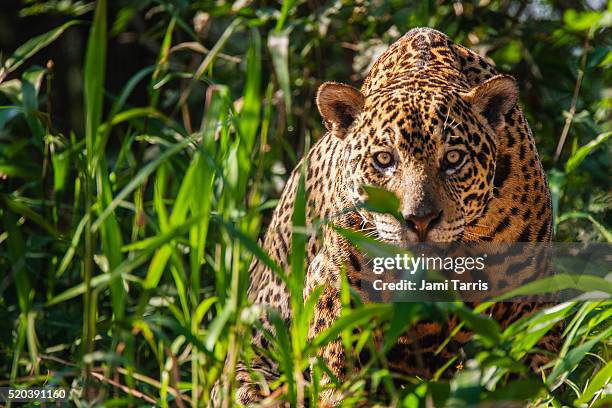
{"left": 316, "top": 82, "right": 365, "bottom": 138}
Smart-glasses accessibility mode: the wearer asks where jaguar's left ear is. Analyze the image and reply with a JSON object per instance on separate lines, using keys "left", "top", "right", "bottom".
{"left": 463, "top": 75, "right": 518, "bottom": 131}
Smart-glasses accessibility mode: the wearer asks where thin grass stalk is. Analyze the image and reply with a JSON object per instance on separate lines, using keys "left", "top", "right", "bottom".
{"left": 4, "top": 209, "right": 31, "bottom": 394}
{"left": 82, "top": 0, "right": 107, "bottom": 392}
{"left": 7, "top": 315, "right": 26, "bottom": 408}
{"left": 221, "top": 242, "right": 244, "bottom": 408}
{"left": 553, "top": 30, "right": 592, "bottom": 164}
{"left": 82, "top": 173, "right": 94, "bottom": 382}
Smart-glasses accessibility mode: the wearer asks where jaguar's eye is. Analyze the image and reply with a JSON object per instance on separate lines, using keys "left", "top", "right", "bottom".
{"left": 374, "top": 151, "right": 395, "bottom": 168}
{"left": 443, "top": 150, "right": 466, "bottom": 169}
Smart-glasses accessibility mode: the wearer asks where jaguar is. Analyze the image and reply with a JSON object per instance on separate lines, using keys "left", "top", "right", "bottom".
{"left": 212, "top": 27, "right": 556, "bottom": 406}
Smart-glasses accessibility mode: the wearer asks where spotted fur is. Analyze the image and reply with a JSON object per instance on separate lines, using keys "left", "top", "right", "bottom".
{"left": 211, "top": 27, "right": 555, "bottom": 406}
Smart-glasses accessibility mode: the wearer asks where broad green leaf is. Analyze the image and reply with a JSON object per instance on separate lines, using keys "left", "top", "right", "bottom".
{"left": 362, "top": 185, "right": 402, "bottom": 221}
{"left": 204, "top": 304, "right": 233, "bottom": 352}
{"left": 296, "top": 285, "right": 324, "bottom": 351}
{"left": 187, "top": 86, "right": 226, "bottom": 298}
{"left": 494, "top": 274, "right": 612, "bottom": 301}
{"left": 503, "top": 302, "right": 573, "bottom": 356}
{"left": 0, "top": 80, "right": 23, "bottom": 103}
{"left": 25, "top": 311, "right": 39, "bottom": 376}
{"left": 10, "top": 315, "right": 27, "bottom": 388}
{"left": 143, "top": 245, "right": 173, "bottom": 290}
{"left": 559, "top": 302, "right": 599, "bottom": 359}
{"left": 548, "top": 169, "right": 564, "bottom": 234}
{"left": 563, "top": 10, "right": 604, "bottom": 32}
{"left": 334, "top": 226, "right": 408, "bottom": 260}
{"left": 237, "top": 28, "right": 261, "bottom": 151}
{"left": 194, "top": 297, "right": 218, "bottom": 327}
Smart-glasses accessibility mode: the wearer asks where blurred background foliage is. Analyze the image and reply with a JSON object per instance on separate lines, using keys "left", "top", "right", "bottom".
{"left": 0, "top": 0, "right": 610, "bottom": 406}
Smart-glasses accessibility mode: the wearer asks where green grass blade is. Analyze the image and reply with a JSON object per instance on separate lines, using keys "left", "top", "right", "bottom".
{"left": 25, "top": 311, "right": 39, "bottom": 376}
{"left": 122, "top": 212, "right": 209, "bottom": 253}
{"left": 310, "top": 304, "right": 391, "bottom": 350}
{"left": 82, "top": 0, "right": 107, "bottom": 381}
{"left": 0, "top": 161, "right": 38, "bottom": 179}
{"left": 217, "top": 217, "right": 286, "bottom": 285}
{"left": 558, "top": 211, "right": 612, "bottom": 242}
{"left": 92, "top": 65, "right": 156, "bottom": 170}
{"left": 362, "top": 185, "right": 402, "bottom": 222}
{"left": 565, "top": 131, "right": 611, "bottom": 174}
{"left": 10, "top": 315, "right": 27, "bottom": 387}
{"left": 269, "top": 309, "right": 296, "bottom": 404}
{"left": 21, "top": 67, "right": 46, "bottom": 144}
{"left": 547, "top": 326, "right": 612, "bottom": 388}
{"left": 56, "top": 213, "right": 89, "bottom": 277}
{"left": 4, "top": 212, "right": 31, "bottom": 314}
{"left": 2, "top": 195, "right": 64, "bottom": 241}
{"left": 275, "top": 0, "right": 298, "bottom": 32}
{"left": 437, "top": 302, "right": 501, "bottom": 347}
{"left": 493, "top": 274, "right": 612, "bottom": 301}
{"left": 290, "top": 167, "right": 307, "bottom": 313}
{"left": 84, "top": 0, "right": 106, "bottom": 163}
{"left": 177, "top": 18, "right": 241, "bottom": 108}
{"left": 96, "top": 157, "right": 125, "bottom": 320}
{"left": 92, "top": 135, "right": 196, "bottom": 232}
{"left": 575, "top": 360, "right": 612, "bottom": 404}
{"left": 188, "top": 86, "right": 227, "bottom": 298}
{"left": 150, "top": 17, "right": 175, "bottom": 107}
{"left": 236, "top": 29, "right": 261, "bottom": 197}
{"left": 268, "top": 30, "right": 291, "bottom": 122}
{"left": 47, "top": 273, "right": 111, "bottom": 306}
{"left": 0, "top": 20, "right": 80, "bottom": 83}
{"left": 142, "top": 147, "right": 205, "bottom": 290}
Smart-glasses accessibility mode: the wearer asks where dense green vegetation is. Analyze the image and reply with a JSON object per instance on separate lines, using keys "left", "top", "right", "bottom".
{"left": 0, "top": 0, "right": 610, "bottom": 406}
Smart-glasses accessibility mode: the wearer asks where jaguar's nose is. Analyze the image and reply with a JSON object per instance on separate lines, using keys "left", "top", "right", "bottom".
{"left": 404, "top": 210, "right": 442, "bottom": 241}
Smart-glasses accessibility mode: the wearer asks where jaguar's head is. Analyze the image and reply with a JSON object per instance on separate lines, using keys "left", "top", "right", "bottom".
{"left": 316, "top": 73, "right": 518, "bottom": 243}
